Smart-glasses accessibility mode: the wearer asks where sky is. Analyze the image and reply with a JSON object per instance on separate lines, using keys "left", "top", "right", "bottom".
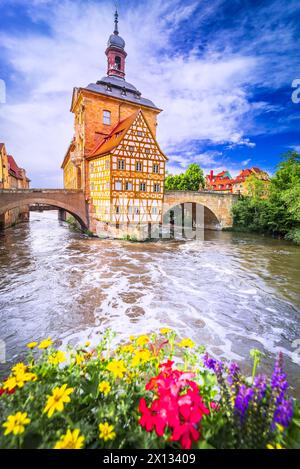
{"left": 0, "top": 0, "right": 299, "bottom": 187}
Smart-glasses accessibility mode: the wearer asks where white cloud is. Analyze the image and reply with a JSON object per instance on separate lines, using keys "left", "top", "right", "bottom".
{"left": 0, "top": 0, "right": 297, "bottom": 186}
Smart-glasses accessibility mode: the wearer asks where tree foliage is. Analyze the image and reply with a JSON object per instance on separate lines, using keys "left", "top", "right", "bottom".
{"left": 232, "top": 152, "right": 300, "bottom": 244}
{"left": 165, "top": 163, "right": 205, "bottom": 191}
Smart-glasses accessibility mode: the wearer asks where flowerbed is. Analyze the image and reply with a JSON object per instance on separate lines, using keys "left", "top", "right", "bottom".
{"left": 0, "top": 329, "right": 299, "bottom": 449}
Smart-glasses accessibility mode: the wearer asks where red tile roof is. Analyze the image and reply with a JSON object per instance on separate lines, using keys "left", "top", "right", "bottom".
{"left": 87, "top": 111, "right": 139, "bottom": 158}
{"left": 7, "top": 155, "right": 23, "bottom": 179}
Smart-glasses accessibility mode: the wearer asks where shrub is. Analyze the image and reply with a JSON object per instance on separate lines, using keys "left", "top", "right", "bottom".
{"left": 0, "top": 330, "right": 298, "bottom": 449}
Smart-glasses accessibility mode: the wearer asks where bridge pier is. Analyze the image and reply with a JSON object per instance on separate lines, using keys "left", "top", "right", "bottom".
{"left": 58, "top": 208, "right": 67, "bottom": 222}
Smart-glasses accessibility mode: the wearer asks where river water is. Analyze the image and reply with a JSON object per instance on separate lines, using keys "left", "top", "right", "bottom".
{"left": 0, "top": 211, "right": 300, "bottom": 395}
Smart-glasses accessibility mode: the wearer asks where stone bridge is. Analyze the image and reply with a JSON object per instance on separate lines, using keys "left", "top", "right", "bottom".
{"left": 0, "top": 189, "right": 238, "bottom": 233}
{"left": 163, "top": 191, "right": 239, "bottom": 229}
{"left": 0, "top": 189, "right": 89, "bottom": 229}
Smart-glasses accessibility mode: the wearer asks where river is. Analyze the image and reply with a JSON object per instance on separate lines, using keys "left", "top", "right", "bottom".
{"left": 0, "top": 210, "right": 299, "bottom": 396}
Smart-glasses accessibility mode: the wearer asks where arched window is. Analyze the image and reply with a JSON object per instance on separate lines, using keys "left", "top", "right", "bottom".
{"left": 115, "top": 56, "right": 121, "bottom": 70}
{"left": 103, "top": 110, "right": 111, "bottom": 125}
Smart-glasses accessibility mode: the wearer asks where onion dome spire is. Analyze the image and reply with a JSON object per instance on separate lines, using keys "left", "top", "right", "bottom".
{"left": 105, "top": 9, "right": 127, "bottom": 79}
{"left": 114, "top": 9, "right": 119, "bottom": 35}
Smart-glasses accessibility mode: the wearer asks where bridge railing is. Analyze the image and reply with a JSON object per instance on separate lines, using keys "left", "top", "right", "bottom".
{"left": 0, "top": 189, "right": 83, "bottom": 194}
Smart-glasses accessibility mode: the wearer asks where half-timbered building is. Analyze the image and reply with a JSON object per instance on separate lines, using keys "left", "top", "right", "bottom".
{"left": 61, "top": 10, "right": 167, "bottom": 238}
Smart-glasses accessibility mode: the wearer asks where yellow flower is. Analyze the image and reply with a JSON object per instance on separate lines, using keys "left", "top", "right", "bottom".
{"left": 178, "top": 338, "right": 195, "bottom": 348}
{"left": 98, "top": 381, "right": 111, "bottom": 396}
{"left": 136, "top": 335, "right": 150, "bottom": 347}
{"left": 2, "top": 412, "right": 30, "bottom": 436}
{"left": 276, "top": 424, "right": 284, "bottom": 433}
{"left": 99, "top": 422, "right": 116, "bottom": 441}
{"left": 106, "top": 359, "right": 127, "bottom": 379}
{"left": 12, "top": 363, "right": 27, "bottom": 375}
{"left": 267, "top": 443, "right": 284, "bottom": 449}
{"left": 75, "top": 354, "right": 84, "bottom": 366}
{"left": 27, "top": 341, "right": 38, "bottom": 349}
{"left": 54, "top": 429, "right": 85, "bottom": 449}
{"left": 48, "top": 351, "right": 67, "bottom": 365}
{"left": 44, "top": 384, "right": 74, "bottom": 418}
{"left": 85, "top": 341, "right": 91, "bottom": 347}
{"left": 160, "top": 328, "right": 171, "bottom": 335}
{"left": 3, "top": 371, "right": 37, "bottom": 391}
{"left": 121, "top": 344, "right": 135, "bottom": 354}
{"left": 131, "top": 349, "right": 152, "bottom": 367}
{"left": 38, "top": 337, "right": 53, "bottom": 349}
{"left": 129, "top": 335, "right": 135, "bottom": 342}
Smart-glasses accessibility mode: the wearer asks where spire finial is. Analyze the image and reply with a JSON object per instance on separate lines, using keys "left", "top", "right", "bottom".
{"left": 114, "top": 9, "right": 119, "bottom": 35}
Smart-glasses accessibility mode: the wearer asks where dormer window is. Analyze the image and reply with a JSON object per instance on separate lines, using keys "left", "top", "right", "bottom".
{"left": 103, "top": 110, "right": 111, "bottom": 125}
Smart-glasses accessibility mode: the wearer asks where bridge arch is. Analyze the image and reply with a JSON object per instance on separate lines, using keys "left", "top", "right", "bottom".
{"left": 163, "top": 191, "right": 239, "bottom": 229}
{"left": 163, "top": 201, "right": 221, "bottom": 231}
{"left": 0, "top": 190, "right": 89, "bottom": 230}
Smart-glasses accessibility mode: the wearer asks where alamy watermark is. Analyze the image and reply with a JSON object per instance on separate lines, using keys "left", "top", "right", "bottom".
{"left": 291, "top": 79, "right": 300, "bottom": 104}
{"left": 0, "top": 339, "right": 6, "bottom": 364}
{"left": 292, "top": 339, "right": 300, "bottom": 362}
{"left": 0, "top": 79, "right": 6, "bottom": 104}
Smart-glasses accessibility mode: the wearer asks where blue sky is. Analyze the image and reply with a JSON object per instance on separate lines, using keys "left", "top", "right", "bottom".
{"left": 0, "top": 0, "right": 299, "bottom": 187}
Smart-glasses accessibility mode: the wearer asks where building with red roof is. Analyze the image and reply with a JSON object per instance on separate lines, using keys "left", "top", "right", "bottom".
{"left": 0, "top": 143, "right": 30, "bottom": 229}
{"left": 205, "top": 167, "right": 270, "bottom": 195}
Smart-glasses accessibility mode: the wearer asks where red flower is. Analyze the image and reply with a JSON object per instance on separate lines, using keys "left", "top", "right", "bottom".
{"left": 0, "top": 387, "right": 15, "bottom": 396}
{"left": 139, "top": 361, "right": 211, "bottom": 449}
{"left": 171, "top": 422, "right": 200, "bottom": 449}
{"left": 139, "top": 398, "right": 154, "bottom": 432}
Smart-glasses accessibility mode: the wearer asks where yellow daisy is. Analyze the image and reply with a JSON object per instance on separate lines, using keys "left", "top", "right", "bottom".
{"left": 99, "top": 422, "right": 116, "bottom": 441}
{"left": 2, "top": 412, "right": 31, "bottom": 436}
{"left": 98, "top": 381, "right": 111, "bottom": 396}
{"left": 54, "top": 429, "right": 85, "bottom": 449}
{"left": 106, "top": 359, "right": 127, "bottom": 379}
{"left": 44, "top": 384, "right": 74, "bottom": 418}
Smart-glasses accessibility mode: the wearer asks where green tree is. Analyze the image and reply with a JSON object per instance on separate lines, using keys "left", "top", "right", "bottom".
{"left": 244, "top": 175, "right": 269, "bottom": 200}
{"left": 232, "top": 151, "right": 300, "bottom": 244}
{"left": 165, "top": 163, "right": 205, "bottom": 191}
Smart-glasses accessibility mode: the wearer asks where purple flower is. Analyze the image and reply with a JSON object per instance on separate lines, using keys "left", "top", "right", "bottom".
{"left": 271, "top": 353, "right": 294, "bottom": 429}
{"left": 271, "top": 353, "right": 289, "bottom": 402}
{"left": 203, "top": 353, "right": 224, "bottom": 373}
{"left": 227, "top": 362, "right": 240, "bottom": 385}
{"left": 235, "top": 384, "right": 254, "bottom": 419}
{"left": 273, "top": 397, "right": 294, "bottom": 428}
{"left": 253, "top": 374, "right": 267, "bottom": 401}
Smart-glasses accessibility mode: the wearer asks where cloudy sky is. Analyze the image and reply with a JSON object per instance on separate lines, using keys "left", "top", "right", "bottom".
{"left": 0, "top": 0, "right": 299, "bottom": 187}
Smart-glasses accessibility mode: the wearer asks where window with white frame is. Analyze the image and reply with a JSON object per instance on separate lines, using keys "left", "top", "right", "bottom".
{"left": 153, "top": 164, "right": 159, "bottom": 174}
{"left": 136, "top": 161, "right": 143, "bottom": 172}
{"left": 103, "top": 110, "right": 111, "bottom": 125}
{"left": 115, "top": 181, "right": 122, "bottom": 191}
{"left": 134, "top": 207, "right": 139, "bottom": 215}
{"left": 118, "top": 159, "right": 125, "bottom": 170}
{"left": 125, "top": 181, "right": 133, "bottom": 191}
{"left": 151, "top": 207, "right": 158, "bottom": 215}
{"left": 140, "top": 182, "right": 146, "bottom": 192}
{"left": 115, "top": 206, "right": 120, "bottom": 214}
{"left": 153, "top": 183, "right": 160, "bottom": 193}
{"left": 128, "top": 206, "right": 133, "bottom": 214}
{"left": 106, "top": 182, "right": 110, "bottom": 190}
{"left": 105, "top": 159, "right": 110, "bottom": 170}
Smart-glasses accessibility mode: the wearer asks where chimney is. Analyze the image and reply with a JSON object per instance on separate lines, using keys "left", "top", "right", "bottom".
{"left": 210, "top": 170, "right": 214, "bottom": 181}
